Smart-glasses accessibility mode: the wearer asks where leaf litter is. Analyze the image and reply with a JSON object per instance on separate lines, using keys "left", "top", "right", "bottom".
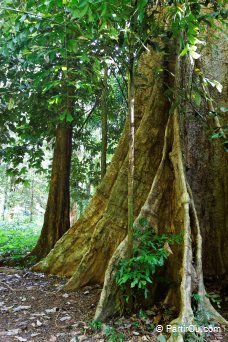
{"left": 0, "top": 267, "right": 100, "bottom": 341}
{"left": 0, "top": 267, "right": 227, "bottom": 341}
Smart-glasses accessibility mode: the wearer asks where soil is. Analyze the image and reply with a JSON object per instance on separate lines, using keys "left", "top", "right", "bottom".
{"left": 0, "top": 267, "right": 100, "bottom": 342}
{"left": 0, "top": 267, "right": 227, "bottom": 342}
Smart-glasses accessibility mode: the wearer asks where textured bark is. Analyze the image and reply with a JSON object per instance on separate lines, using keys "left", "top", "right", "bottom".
{"left": 70, "top": 202, "right": 78, "bottom": 227}
{"left": 33, "top": 50, "right": 169, "bottom": 283}
{"left": 101, "top": 67, "right": 108, "bottom": 179}
{"left": 33, "top": 26, "right": 227, "bottom": 340}
{"left": 127, "top": 55, "right": 135, "bottom": 258}
{"left": 29, "top": 179, "right": 34, "bottom": 222}
{"left": 30, "top": 124, "right": 72, "bottom": 260}
{"left": 2, "top": 170, "right": 9, "bottom": 221}
{"left": 95, "top": 39, "right": 228, "bottom": 340}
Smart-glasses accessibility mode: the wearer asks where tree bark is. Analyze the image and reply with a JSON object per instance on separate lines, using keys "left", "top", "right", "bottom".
{"left": 2, "top": 170, "right": 9, "bottom": 221}
{"left": 101, "top": 67, "right": 108, "bottom": 179}
{"left": 29, "top": 178, "right": 34, "bottom": 222}
{"left": 33, "top": 28, "right": 227, "bottom": 339}
{"left": 33, "top": 50, "right": 168, "bottom": 281}
{"left": 70, "top": 202, "right": 77, "bottom": 227}
{"left": 30, "top": 123, "right": 72, "bottom": 260}
{"left": 127, "top": 54, "right": 135, "bottom": 258}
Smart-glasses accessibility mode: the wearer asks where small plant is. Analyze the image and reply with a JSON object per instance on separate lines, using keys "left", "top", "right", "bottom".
{"left": 87, "top": 321, "right": 126, "bottom": 341}
{"left": 192, "top": 293, "right": 209, "bottom": 325}
{"left": 88, "top": 319, "right": 102, "bottom": 332}
{"left": 206, "top": 292, "right": 221, "bottom": 309}
{"left": 188, "top": 292, "right": 221, "bottom": 342}
{"left": 104, "top": 325, "right": 126, "bottom": 341}
{"left": 184, "top": 331, "right": 206, "bottom": 342}
{"left": 116, "top": 218, "right": 182, "bottom": 302}
{"left": 132, "top": 321, "right": 140, "bottom": 328}
{"left": 139, "top": 309, "right": 147, "bottom": 319}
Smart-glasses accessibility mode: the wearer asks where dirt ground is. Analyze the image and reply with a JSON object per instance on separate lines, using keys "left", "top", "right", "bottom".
{"left": 0, "top": 267, "right": 227, "bottom": 341}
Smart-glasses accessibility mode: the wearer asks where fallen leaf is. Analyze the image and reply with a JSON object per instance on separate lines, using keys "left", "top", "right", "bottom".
{"left": 14, "top": 274, "right": 21, "bottom": 279}
{"left": 15, "top": 337, "right": 27, "bottom": 341}
{"left": 13, "top": 306, "right": 31, "bottom": 312}
{"left": 36, "top": 320, "right": 43, "bottom": 327}
{"left": 164, "top": 242, "right": 173, "bottom": 255}
{"left": 6, "top": 329, "right": 21, "bottom": 335}
{"left": 132, "top": 331, "right": 140, "bottom": 336}
{"left": 45, "top": 307, "right": 58, "bottom": 313}
{"left": 59, "top": 316, "right": 71, "bottom": 321}
{"left": 1, "top": 306, "right": 13, "bottom": 311}
{"left": 153, "top": 314, "right": 162, "bottom": 325}
{"left": 32, "top": 312, "right": 46, "bottom": 316}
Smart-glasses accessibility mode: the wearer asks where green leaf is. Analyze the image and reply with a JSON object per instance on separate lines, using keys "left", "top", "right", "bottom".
{"left": 71, "top": 4, "right": 89, "bottom": 18}
{"left": 192, "top": 91, "right": 202, "bottom": 106}
{"left": 137, "top": 0, "right": 148, "bottom": 23}
{"left": 180, "top": 45, "right": 188, "bottom": 57}
{"left": 211, "top": 132, "right": 220, "bottom": 139}
{"left": 66, "top": 112, "right": 74, "bottom": 123}
{"left": 220, "top": 106, "right": 228, "bottom": 113}
{"left": 101, "top": 2, "right": 108, "bottom": 18}
{"left": 213, "top": 80, "right": 223, "bottom": 93}
{"left": 67, "top": 39, "right": 77, "bottom": 53}
{"left": 205, "top": 78, "right": 223, "bottom": 93}
{"left": 19, "top": 15, "right": 27, "bottom": 23}
{"left": 79, "top": 0, "right": 89, "bottom": 8}
{"left": 59, "top": 113, "right": 66, "bottom": 121}
{"left": 8, "top": 98, "right": 15, "bottom": 110}
{"left": 131, "top": 278, "right": 139, "bottom": 288}
{"left": 87, "top": 7, "right": 95, "bottom": 22}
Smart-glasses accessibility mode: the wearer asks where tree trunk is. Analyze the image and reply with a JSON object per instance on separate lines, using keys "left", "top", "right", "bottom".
{"left": 30, "top": 123, "right": 72, "bottom": 260}
{"left": 2, "top": 171, "right": 9, "bottom": 221}
{"left": 33, "top": 49, "right": 168, "bottom": 280}
{"left": 101, "top": 67, "right": 108, "bottom": 179}
{"left": 127, "top": 54, "right": 135, "bottom": 258}
{"left": 33, "top": 31, "right": 227, "bottom": 339}
{"left": 70, "top": 202, "right": 78, "bottom": 227}
{"left": 29, "top": 178, "right": 34, "bottom": 222}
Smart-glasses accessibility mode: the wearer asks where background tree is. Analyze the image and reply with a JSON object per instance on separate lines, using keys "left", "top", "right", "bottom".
{"left": 0, "top": 0, "right": 127, "bottom": 259}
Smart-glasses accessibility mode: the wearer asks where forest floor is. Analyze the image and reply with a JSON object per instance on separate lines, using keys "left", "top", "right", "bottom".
{"left": 0, "top": 267, "right": 227, "bottom": 342}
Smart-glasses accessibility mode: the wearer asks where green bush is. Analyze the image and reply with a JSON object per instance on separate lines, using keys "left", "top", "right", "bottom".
{"left": 116, "top": 218, "right": 182, "bottom": 302}
{"left": 0, "top": 220, "right": 41, "bottom": 259}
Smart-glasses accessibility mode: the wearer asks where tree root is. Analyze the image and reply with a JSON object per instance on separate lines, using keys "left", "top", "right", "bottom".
{"left": 95, "top": 237, "right": 128, "bottom": 320}
{"left": 94, "top": 110, "right": 227, "bottom": 341}
{"left": 166, "top": 113, "right": 228, "bottom": 341}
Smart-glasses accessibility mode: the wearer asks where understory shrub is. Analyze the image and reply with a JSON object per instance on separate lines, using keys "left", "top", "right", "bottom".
{"left": 0, "top": 220, "right": 41, "bottom": 259}
{"left": 116, "top": 218, "right": 182, "bottom": 304}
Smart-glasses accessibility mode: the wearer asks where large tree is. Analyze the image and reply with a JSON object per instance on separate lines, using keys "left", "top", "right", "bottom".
{"left": 33, "top": 3, "right": 228, "bottom": 340}
{"left": 0, "top": 0, "right": 110, "bottom": 259}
